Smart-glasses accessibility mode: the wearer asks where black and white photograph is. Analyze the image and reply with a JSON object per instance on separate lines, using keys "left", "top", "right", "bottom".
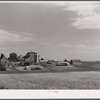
{"left": 0, "top": 1, "right": 100, "bottom": 90}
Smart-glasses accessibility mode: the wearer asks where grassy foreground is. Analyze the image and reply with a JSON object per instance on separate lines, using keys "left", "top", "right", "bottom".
{"left": 0, "top": 71, "right": 100, "bottom": 89}
{"left": 0, "top": 61, "right": 100, "bottom": 89}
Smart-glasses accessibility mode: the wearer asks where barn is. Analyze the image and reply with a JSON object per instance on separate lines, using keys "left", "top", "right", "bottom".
{"left": 70, "top": 59, "right": 81, "bottom": 66}
{"left": 17, "top": 55, "right": 24, "bottom": 61}
{"left": 22, "top": 52, "right": 40, "bottom": 66}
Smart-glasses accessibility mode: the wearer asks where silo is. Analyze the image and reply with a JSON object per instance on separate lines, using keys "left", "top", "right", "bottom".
{"left": 34, "top": 53, "right": 39, "bottom": 65}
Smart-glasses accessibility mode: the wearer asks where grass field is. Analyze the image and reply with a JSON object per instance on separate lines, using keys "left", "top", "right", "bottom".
{"left": 0, "top": 71, "right": 100, "bottom": 89}
{"left": 80, "top": 61, "right": 100, "bottom": 70}
{"left": 0, "top": 61, "right": 100, "bottom": 89}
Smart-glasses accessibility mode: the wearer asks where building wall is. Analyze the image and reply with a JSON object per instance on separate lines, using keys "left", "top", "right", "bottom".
{"left": 70, "top": 60, "right": 81, "bottom": 66}
{"left": 24, "top": 53, "right": 39, "bottom": 65}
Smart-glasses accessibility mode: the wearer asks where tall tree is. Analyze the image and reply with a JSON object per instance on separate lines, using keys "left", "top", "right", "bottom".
{"left": 64, "top": 59, "right": 68, "bottom": 62}
{"left": 8, "top": 52, "right": 17, "bottom": 62}
{"left": 41, "top": 58, "right": 44, "bottom": 60}
{"left": 0, "top": 53, "right": 5, "bottom": 60}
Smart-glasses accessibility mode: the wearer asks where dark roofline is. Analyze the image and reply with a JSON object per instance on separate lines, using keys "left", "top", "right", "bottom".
{"left": 71, "top": 59, "right": 81, "bottom": 61}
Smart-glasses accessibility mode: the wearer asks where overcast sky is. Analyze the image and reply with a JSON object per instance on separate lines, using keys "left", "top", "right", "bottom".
{"left": 0, "top": 2, "right": 100, "bottom": 61}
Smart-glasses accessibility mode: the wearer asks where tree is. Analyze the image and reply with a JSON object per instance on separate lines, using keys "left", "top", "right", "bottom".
{"left": 64, "top": 59, "right": 68, "bottom": 62}
{"left": 41, "top": 58, "right": 44, "bottom": 60}
{"left": 0, "top": 53, "right": 7, "bottom": 71}
{"left": 8, "top": 52, "right": 18, "bottom": 62}
{"left": 24, "top": 51, "right": 36, "bottom": 59}
{"left": 0, "top": 53, "right": 5, "bottom": 60}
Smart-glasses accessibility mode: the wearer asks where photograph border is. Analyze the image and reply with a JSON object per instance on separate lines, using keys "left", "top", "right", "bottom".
{"left": 0, "top": 0, "right": 100, "bottom": 99}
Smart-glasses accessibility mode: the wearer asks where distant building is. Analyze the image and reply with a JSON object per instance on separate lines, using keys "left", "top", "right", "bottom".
{"left": 57, "top": 61, "right": 70, "bottom": 66}
{"left": 70, "top": 59, "right": 81, "bottom": 66}
{"left": 47, "top": 60, "right": 57, "bottom": 65}
{"left": 0, "top": 56, "right": 11, "bottom": 71}
{"left": 1, "top": 56, "right": 10, "bottom": 67}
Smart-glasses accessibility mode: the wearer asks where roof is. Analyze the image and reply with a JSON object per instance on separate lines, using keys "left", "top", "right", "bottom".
{"left": 71, "top": 59, "right": 81, "bottom": 62}
{"left": 17, "top": 55, "right": 24, "bottom": 61}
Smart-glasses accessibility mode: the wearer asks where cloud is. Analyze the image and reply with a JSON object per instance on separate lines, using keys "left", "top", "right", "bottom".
{"left": 75, "top": 44, "right": 88, "bottom": 48}
{"left": 84, "top": 40, "right": 100, "bottom": 44}
{"left": 59, "top": 43, "right": 71, "bottom": 47}
{"left": 60, "top": 43, "right": 88, "bottom": 48}
{"left": 54, "top": 2, "right": 100, "bottom": 29}
{"left": 0, "top": 47, "right": 8, "bottom": 50}
{"left": 39, "top": 42, "right": 51, "bottom": 45}
{"left": 0, "top": 30, "right": 34, "bottom": 42}
{"left": 37, "top": 39, "right": 51, "bottom": 45}
{"left": 75, "top": 51, "right": 100, "bottom": 54}
{"left": 65, "top": 3, "right": 100, "bottom": 29}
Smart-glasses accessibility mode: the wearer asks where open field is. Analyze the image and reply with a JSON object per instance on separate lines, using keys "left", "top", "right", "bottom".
{"left": 0, "top": 71, "right": 100, "bottom": 89}
{"left": 80, "top": 61, "right": 100, "bottom": 70}
{"left": 0, "top": 61, "right": 100, "bottom": 89}
{"left": 39, "top": 61, "right": 100, "bottom": 72}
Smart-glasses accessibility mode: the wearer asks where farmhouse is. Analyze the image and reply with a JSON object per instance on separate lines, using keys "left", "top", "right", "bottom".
{"left": 0, "top": 55, "right": 11, "bottom": 71}
{"left": 1, "top": 56, "right": 10, "bottom": 67}
{"left": 70, "top": 59, "right": 81, "bottom": 66}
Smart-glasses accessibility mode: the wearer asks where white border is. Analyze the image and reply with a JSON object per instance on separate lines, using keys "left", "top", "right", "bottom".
{"left": 0, "top": 1, "right": 100, "bottom": 99}
{"left": 0, "top": 90, "right": 100, "bottom": 99}
{"left": 0, "top": 90, "right": 99, "bottom": 99}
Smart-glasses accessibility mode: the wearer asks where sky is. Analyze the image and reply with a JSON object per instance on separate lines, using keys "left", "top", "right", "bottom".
{"left": 0, "top": 2, "right": 100, "bottom": 61}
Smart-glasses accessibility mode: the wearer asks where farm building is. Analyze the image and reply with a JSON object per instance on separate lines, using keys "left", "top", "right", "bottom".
{"left": 0, "top": 55, "right": 11, "bottom": 71}
{"left": 22, "top": 52, "right": 40, "bottom": 65}
{"left": 57, "top": 61, "right": 70, "bottom": 66}
{"left": 70, "top": 59, "right": 81, "bottom": 66}
{"left": 47, "top": 60, "right": 57, "bottom": 65}
{"left": 1, "top": 56, "right": 10, "bottom": 67}
{"left": 17, "top": 55, "right": 24, "bottom": 61}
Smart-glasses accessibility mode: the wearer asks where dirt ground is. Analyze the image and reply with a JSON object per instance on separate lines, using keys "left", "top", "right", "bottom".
{"left": 0, "top": 71, "right": 100, "bottom": 89}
